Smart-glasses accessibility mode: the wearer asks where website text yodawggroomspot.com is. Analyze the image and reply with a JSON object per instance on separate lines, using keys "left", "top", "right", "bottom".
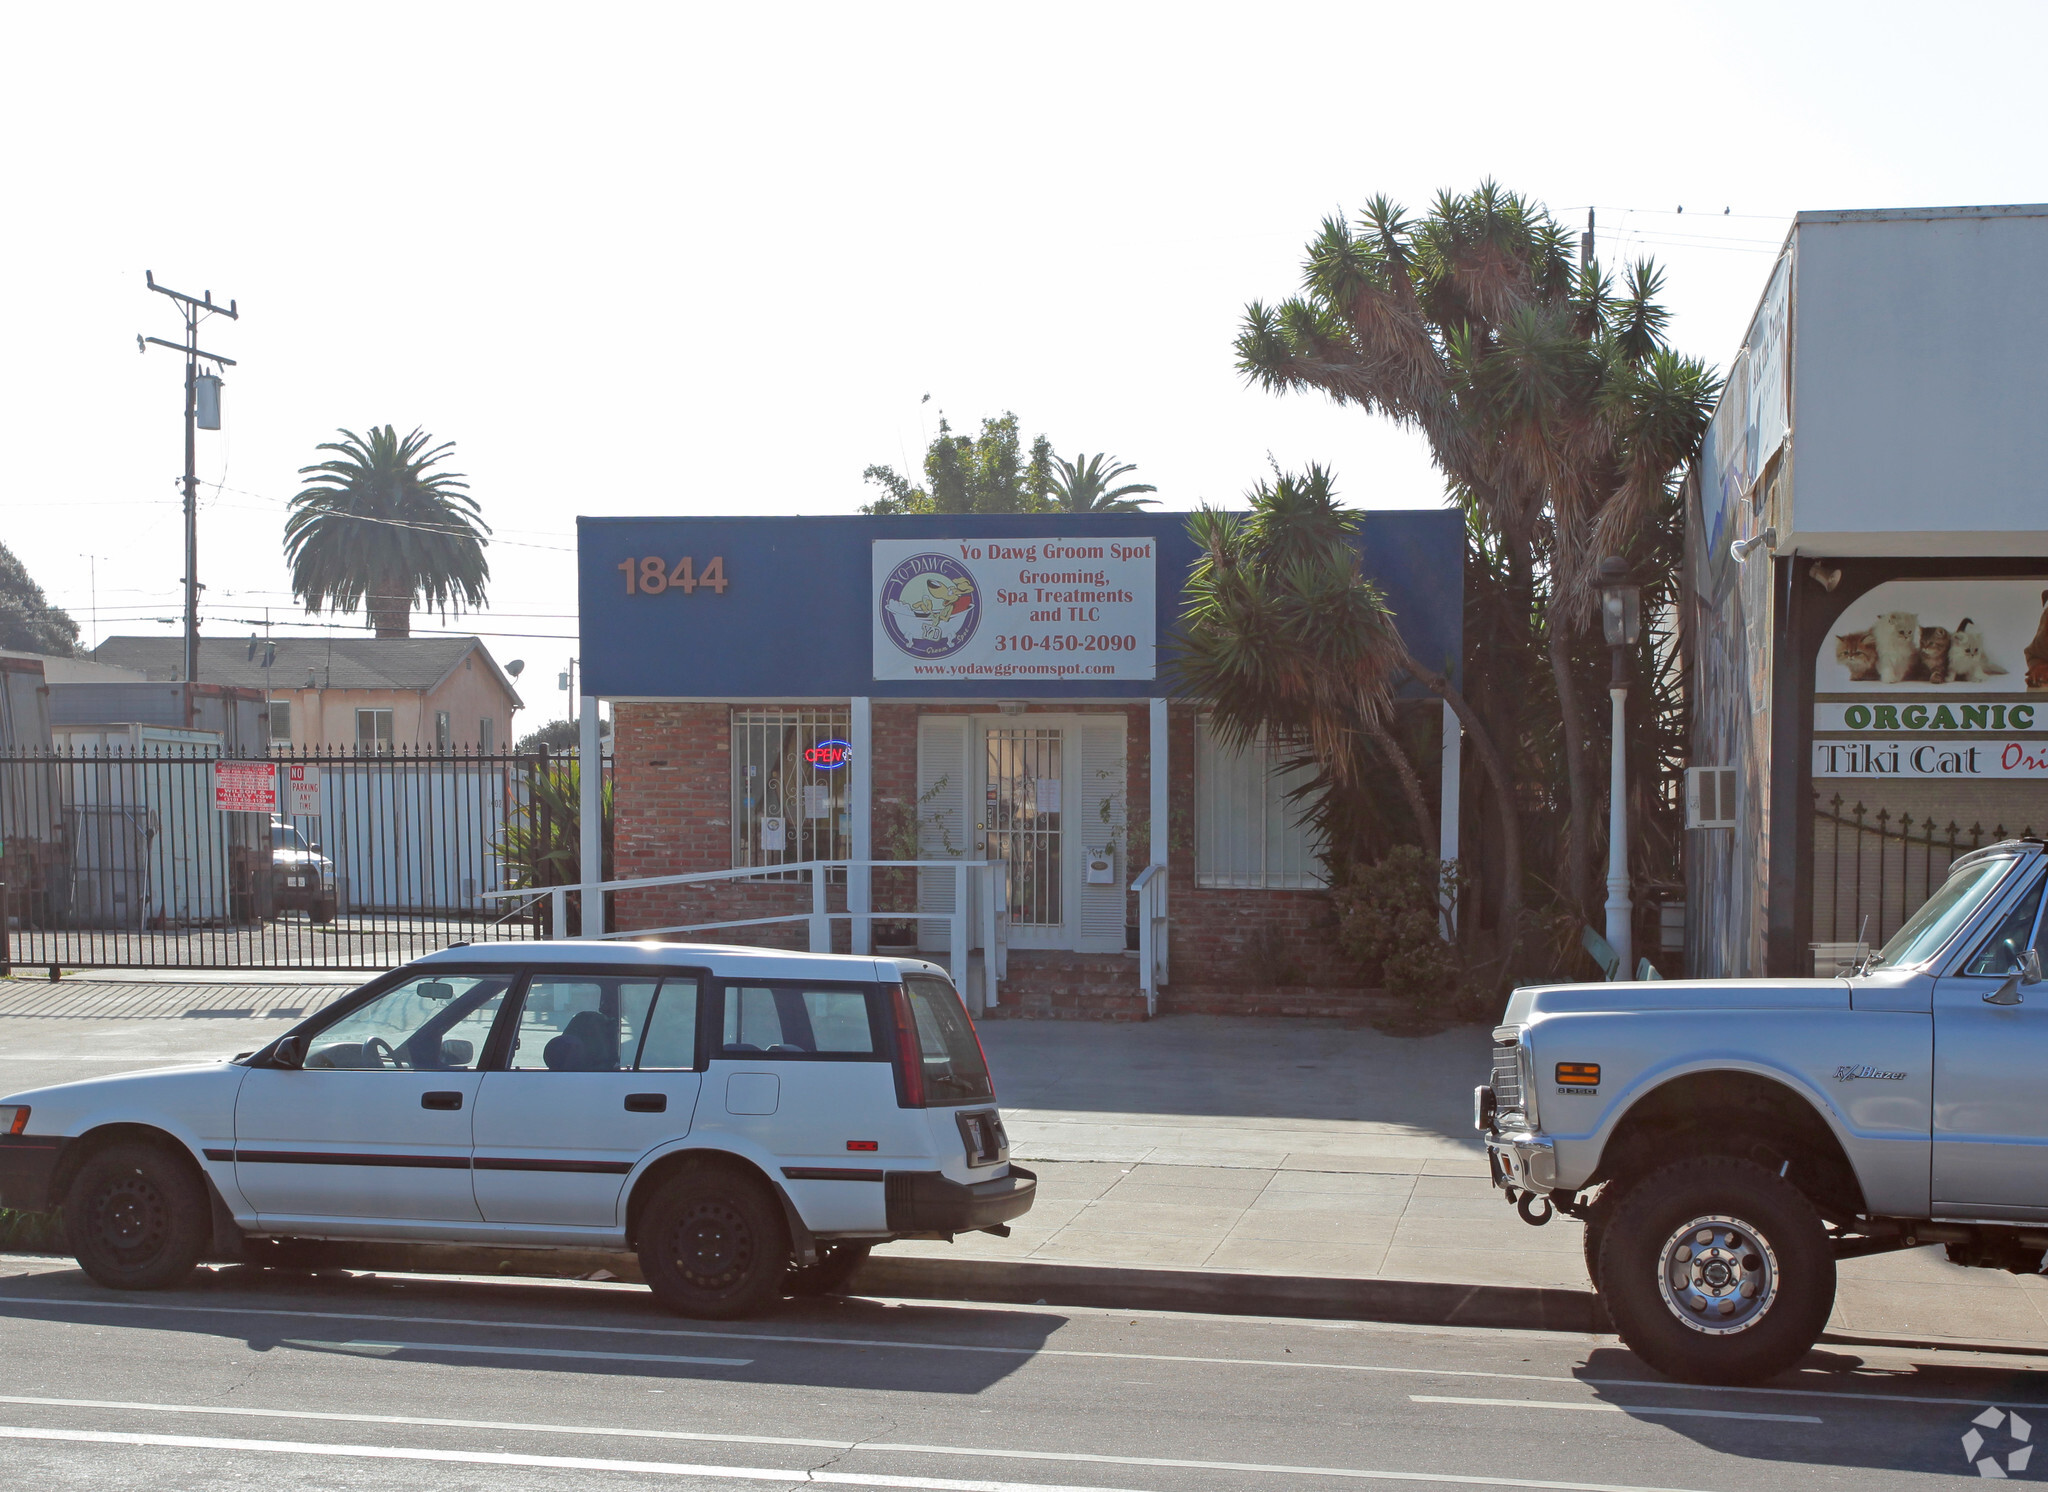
{"left": 910, "top": 661, "right": 1120, "bottom": 677}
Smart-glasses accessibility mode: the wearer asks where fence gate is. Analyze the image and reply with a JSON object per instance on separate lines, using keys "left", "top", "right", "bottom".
{"left": 0, "top": 747, "right": 595, "bottom": 971}
{"left": 1811, "top": 792, "right": 2041, "bottom": 959}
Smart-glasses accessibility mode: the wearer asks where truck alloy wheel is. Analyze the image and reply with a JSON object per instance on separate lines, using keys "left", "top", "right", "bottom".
{"left": 1598, "top": 1155, "right": 1833, "bottom": 1385}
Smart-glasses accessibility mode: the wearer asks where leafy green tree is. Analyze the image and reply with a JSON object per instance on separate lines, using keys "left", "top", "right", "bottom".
{"left": 514, "top": 718, "right": 611, "bottom": 755}
{"left": 285, "top": 425, "right": 490, "bottom": 639}
{"left": 1174, "top": 467, "right": 1525, "bottom": 955}
{"left": 1235, "top": 183, "right": 1715, "bottom": 923}
{"left": 498, "top": 758, "right": 614, "bottom": 935}
{"left": 862, "top": 413, "right": 1056, "bottom": 515}
{"left": 0, "top": 541, "right": 80, "bottom": 655}
{"left": 1049, "top": 453, "right": 1158, "bottom": 513}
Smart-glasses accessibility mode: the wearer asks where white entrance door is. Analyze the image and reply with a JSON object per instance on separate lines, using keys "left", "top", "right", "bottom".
{"left": 915, "top": 713, "right": 1125, "bottom": 954}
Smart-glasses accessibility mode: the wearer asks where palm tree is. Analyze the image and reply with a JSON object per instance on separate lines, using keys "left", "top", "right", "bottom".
{"left": 1234, "top": 184, "right": 1715, "bottom": 921}
{"left": 1049, "top": 453, "right": 1158, "bottom": 513}
{"left": 1174, "top": 466, "right": 1525, "bottom": 952}
{"left": 285, "top": 426, "right": 490, "bottom": 638}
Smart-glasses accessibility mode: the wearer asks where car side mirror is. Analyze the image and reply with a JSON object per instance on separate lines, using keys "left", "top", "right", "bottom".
{"left": 272, "top": 1035, "right": 306, "bottom": 1069}
{"left": 2025, "top": 948, "right": 2043, "bottom": 986}
{"left": 441, "top": 1038, "right": 474, "bottom": 1067}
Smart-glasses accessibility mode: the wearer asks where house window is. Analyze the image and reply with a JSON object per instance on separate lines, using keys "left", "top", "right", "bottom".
{"left": 355, "top": 708, "right": 394, "bottom": 753}
{"left": 732, "top": 708, "right": 851, "bottom": 870}
{"left": 1194, "top": 718, "right": 1325, "bottom": 889}
{"left": 479, "top": 717, "right": 495, "bottom": 752}
{"left": 435, "top": 710, "right": 452, "bottom": 751}
{"left": 268, "top": 699, "right": 293, "bottom": 747}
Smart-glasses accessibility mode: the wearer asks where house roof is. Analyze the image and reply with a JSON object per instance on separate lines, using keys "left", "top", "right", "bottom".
{"left": 92, "top": 635, "right": 525, "bottom": 707}
{"left": 0, "top": 648, "right": 151, "bottom": 684}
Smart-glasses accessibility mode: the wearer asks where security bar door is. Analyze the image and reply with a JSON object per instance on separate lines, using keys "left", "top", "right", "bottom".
{"left": 984, "top": 726, "right": 1065, "bottom": 944}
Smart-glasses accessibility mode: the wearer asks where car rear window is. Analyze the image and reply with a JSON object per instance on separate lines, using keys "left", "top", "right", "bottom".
{"left": 721, "top": 985, "right": 878, "bottom": 1056}
{"left": 902, "top": 974, "right": 994, "bottom": 1104}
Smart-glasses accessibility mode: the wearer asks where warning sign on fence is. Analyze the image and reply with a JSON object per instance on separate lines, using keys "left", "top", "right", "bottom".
{"left": 214, "top": 761, "right": 277, "bottom": 813}
{"left": 283, "top": 763, "right": 322, "bottom": 817}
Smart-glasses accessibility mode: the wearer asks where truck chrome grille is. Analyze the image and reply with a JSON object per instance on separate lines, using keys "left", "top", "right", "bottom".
{"left": 1491, "top": 1042, "right": 1523, "bottom": 1114}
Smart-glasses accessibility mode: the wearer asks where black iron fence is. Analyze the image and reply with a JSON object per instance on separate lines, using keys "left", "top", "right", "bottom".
{"left": 1811, "top": 792, "right": 2038, "bottom": 949}
{"left": 0, "top": 746, "right": 599, "bottom": 971}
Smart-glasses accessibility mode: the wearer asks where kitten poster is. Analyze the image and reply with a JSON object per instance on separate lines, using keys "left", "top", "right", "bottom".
{"left": 1813, "top": 578, "right": 2047, "bottom": 691}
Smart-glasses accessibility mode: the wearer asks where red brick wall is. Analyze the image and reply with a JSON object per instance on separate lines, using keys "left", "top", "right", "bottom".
{"left": 607, "top": 698, "right": 1359, "bottom": 994}
{"left": 1162, "top": 702, "right": 1357, "bottom": 989}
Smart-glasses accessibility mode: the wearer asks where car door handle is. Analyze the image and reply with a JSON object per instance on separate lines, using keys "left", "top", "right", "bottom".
{"left": 421, "top": 1091, "right": 464, "bottom": 1110}
{"left": 624, "top": 1093, "right": 667, "bottom": 1113}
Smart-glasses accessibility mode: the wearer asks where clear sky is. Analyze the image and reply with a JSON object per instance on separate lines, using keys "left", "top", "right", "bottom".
{"left": 5, "top": 2, "right": 2042, "bottom": 730}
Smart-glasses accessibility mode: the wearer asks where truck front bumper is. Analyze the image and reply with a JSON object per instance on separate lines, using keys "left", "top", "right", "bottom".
{"left": 1486, "top": 1131, "right": 1557, "bottom": 1196}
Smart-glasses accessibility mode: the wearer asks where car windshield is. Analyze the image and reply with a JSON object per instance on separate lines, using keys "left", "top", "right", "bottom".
{"left": 271, "top": 822, "right": 308, "bottom": 852}
{"left": 1873, "top": 856, "right": 2020, "bottom": 968}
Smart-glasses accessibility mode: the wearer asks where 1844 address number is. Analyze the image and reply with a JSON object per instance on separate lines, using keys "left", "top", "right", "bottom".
{"left": 618, "top": 556, "right": 729, "bottom": 595}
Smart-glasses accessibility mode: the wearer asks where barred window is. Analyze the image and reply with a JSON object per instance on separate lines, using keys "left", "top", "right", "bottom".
{"left": 268, "top": 699, "right": 293, "bottom": 747}
{"left": 732, "top": 708, "right": 852, "bottom": 869}
{"left": 1194, "top": 718, "right": 1325, "bottom": 889}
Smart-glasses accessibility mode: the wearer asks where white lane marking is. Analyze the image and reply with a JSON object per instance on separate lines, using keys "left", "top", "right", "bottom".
{"left": 0, "top": 1292, "right": 2039, "bottom": 1412}
{"left": 0, "top": 1427, "right": 1118, "bottom": 1490}
{"left": 1411, "top": 1396, "right": 1819, "bottom": 1425}
{"left": 294, "top": 1338, "right": 750, "bottom": 1367}
{"left": 0, "top": 1422, "right": 1725, "bottom": 1491}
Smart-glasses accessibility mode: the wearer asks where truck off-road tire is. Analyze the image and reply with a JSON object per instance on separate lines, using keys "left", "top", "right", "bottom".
{"left": 637, "top": 1170, "right": 789, "bottom": 1319}
{"left": 1598, "top": 1156, "right": 1833, "bottom": 1386}
{"left": 64, "top": 1142, "right": 210, "bottom": 1292}
{"left": 1579, "top": 1186, "right": 1614, "bottom": 1294}
{"left": 311, "top": 898, "right": 337, "bottom": 925}
{"left": 784, "top": 1242, "right": 871, "bottom": 1298}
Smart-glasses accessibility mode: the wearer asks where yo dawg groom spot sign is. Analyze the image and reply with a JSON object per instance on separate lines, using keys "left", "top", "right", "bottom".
{"left": 871, "top": 538, "right": 1156, "bottom": 681}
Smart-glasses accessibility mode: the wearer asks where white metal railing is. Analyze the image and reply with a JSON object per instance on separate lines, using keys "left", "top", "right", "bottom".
{"left": 479, "top": 860, "right": 1009, "bottom": 1012}
{"left": 1132, "top": 862, "right": 1168, "bottom": 1016}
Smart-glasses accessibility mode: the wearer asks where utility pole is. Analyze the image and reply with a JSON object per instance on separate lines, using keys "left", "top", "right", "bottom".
{"left": 1580, "top": 207, "right": 1596, "bottom": 270}
{"left": 140, "top": 272, "right": 238, "bottom": 683}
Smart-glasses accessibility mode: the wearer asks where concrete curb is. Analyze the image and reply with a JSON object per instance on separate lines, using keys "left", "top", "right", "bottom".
{"left": 847, "top": 1255, "right": 1608, "bottom": 1333}
{"left": 175, "top": 1239, "right": 1610, "bottom": 1334}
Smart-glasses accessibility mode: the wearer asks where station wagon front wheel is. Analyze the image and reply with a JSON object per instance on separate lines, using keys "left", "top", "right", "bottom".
{"left": 637, "top": 1171, "right": 789, "bottom": 1320}
{"left": 65, "top": 1142, "right": 209, "bottom": 1292}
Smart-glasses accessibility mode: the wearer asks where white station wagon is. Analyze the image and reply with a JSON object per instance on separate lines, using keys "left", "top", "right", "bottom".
{"left": 0, "top": 942, "right": 1035, "bottom": 1317}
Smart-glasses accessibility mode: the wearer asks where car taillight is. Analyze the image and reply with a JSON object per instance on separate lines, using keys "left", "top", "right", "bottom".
{"left": 1, "top": 1106, "right": 28, "bottom": 1136}
{"left": 888, "top": 984, "right": 925, "bottom": 1109}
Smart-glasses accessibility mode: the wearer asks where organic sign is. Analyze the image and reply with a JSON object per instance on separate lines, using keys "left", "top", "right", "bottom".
{"left": 1813, "top": 578, "right": 2048, "bottom": 777}
{"left": 871, "top": 537, "right": 1156, "bottom": 681}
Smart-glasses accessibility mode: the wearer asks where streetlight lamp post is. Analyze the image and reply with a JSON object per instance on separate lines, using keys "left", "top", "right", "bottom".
{"left": 1597, "top": 556, "right": 1643, "bottom": 978}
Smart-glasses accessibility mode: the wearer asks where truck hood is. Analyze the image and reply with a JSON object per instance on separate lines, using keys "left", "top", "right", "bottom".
{"left": 1503, "top": 978, "right": 1851, "bottom": 1022}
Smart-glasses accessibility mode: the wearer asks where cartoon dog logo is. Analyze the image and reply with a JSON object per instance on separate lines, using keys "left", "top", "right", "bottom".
{"left": 880, "top": 555, "right": 980, "bottom": 658}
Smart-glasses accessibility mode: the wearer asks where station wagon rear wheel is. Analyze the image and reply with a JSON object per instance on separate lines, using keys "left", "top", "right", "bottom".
{"left": 1598, "top": 1156, "right": 1832, "bottom": 1386}
{"left": 637, "top": 1170, "right": 788, "bottom": 1319}
{"left": 65, "top": 1142, "right": 209, "bottom": 1292}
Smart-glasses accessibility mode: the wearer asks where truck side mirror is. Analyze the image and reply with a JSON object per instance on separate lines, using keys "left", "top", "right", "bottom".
{"left": 2025, "top": 948, "right": 2043, "bottom": 986}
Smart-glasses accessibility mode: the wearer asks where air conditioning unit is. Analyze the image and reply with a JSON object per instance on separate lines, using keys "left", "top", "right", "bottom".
{"left": 1685, "top": 766, "right": 1738, "bottom": 829}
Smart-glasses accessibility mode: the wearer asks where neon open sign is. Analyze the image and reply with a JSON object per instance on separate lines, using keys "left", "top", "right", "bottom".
{"left": 805, "top": 740, "right": 852, "bottom": 770}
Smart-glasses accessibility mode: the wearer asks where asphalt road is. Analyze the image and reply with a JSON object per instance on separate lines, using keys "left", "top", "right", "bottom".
{"left": 0, "top": 1253, "right": 2035, "bottom": 1490}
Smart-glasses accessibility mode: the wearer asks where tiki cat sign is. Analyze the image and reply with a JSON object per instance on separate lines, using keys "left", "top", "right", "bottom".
{"left": 1813, "top": 577, "right": 2048, "bottom": 777}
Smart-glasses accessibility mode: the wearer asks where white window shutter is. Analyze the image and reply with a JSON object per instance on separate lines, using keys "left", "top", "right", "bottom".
{"left": 916, "top": 715, "right": 970, "bottom": 950}
{"left": 1076, "top": 715, "right": 1128, "bottom": 953}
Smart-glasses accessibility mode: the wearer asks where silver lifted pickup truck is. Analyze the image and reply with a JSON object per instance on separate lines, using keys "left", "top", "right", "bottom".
{"left": 1480, "top": 838, "right": 2048, "bottom": 1385}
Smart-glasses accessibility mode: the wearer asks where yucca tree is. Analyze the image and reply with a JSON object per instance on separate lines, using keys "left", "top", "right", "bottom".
{"left": 1235, "top": 183, "right": 1716, "bottom": 920}
{"left": 1049, "top": 453, "right": 1158, "bottom": 513}
{"left": 1173, "top": 466, "right": 1524, "bottom": 949}
{"left": 285, "top": 425, "right": 490, "bottom": 638}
